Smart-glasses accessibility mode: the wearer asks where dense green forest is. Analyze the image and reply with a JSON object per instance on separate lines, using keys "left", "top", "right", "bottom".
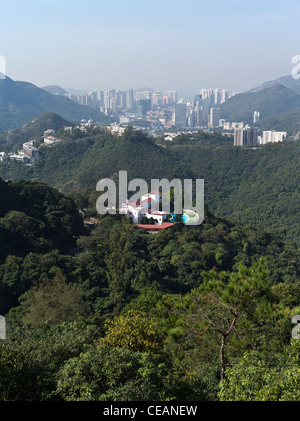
{"left": 1, "top": 127, "right": 299, "bottom": 248}
{"left": 0, "top": 179, "right": 299, "bottom": 401}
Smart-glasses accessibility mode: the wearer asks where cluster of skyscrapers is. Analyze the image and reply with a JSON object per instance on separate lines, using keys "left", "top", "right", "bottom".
{"left": 66, "top": 87, "right": 230, "bottom": 128}
{"left": 172, "top": 88, "right": 229, "bottom": 128}
{"left": 66, "top": 88, "right": 178, "bottom": 117}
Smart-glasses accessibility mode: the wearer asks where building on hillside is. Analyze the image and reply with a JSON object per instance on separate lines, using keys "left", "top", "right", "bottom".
{"left": 231, "top": 122, "right": 244, "bottom": 130}
{"left": 44, "top": 136, "right": 60, "bottom": 145}
{"left": 9, "top": 153, "right": 30, "bottom": 163}
{"left": 109, "top": 125, "right": 126, "bottom": 136}
{"left": 262, "top": 130, "right": 287, "bottom": 144}
{"left": 0, "top": 152, "right": 7, "bottom": 162}
{"left": 23, "top": 143, "right": 39, "bottom": 163}
{"left": 119, "top": 190, "right": 170, "bottom": 227}
{"left": 234, "top": 125, "right": 258, "bottom": 146}
{"left": 243, "top": 126, "right": 258, "bottom": 145}
{"left": 141, "top": 191, "right": 161, "bottom": 203}
{"left": 253, "top": 111, "right": 260, "bottom": 123}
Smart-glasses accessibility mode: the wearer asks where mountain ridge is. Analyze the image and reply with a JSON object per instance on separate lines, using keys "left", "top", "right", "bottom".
{"left": 248, "top": 74, "right": 300, "bottom": 94}
{"left": 0, "top": 75, "right": 112, "bottom": 132}
{"left": 220, "top": 84, "right": 300, "bottom": 130}
{"left": 41, "top": 85, "right": 68, "bottom": 95}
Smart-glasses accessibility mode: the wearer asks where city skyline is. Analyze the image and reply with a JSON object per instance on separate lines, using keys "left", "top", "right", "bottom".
{"left": 0, "top": 0, "right": 299, "bottom": 98}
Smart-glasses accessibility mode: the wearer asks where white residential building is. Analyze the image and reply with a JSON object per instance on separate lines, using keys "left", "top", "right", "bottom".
{"left": 223, "top": 122, "right": 232, "bottom": 130}
{"left": 23, "top": 144, "right": 39, "bottom": 163}
{"left": 253, "top": 111, "right": 260, "bottom": 123}
{"left": 44, "top": 136, "right": 60, "bottom": 145}
{"left": 9, "top": 153, "right": 30, "bottom": 163}
{"left": 0, "top": 152, "right": 7, "bottom": 162}
{"left": 119, "top": 191, "right": 167, "bottom": 225}
{"left": 262, "top": 131, "right": 287, "bottom": 144}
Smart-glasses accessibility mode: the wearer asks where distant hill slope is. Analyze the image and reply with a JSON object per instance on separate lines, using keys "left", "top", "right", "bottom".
{"left": 0, "top": 112, "right": 74, "bottom": 152}
{"left": 220, "top": 84, "right": 300, "bottom": 125}
{"left": 41, "top": 85, "right": 68, "bottom": 95}
{"left": 0, "top": 75, "right": 112, "bottom": 132}
{"left": 249, "top": 75, "right": 300, "bottom": 94}
{"left": 258, "top": 109, "right": 300, "bottom": 135}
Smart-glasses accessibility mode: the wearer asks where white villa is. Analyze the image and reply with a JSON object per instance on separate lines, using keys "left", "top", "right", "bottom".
{"left": 44, "top": 136, "right": 60, "bottom": 146}
{"left": 119, "top": 191, "right": 169, "bottom": 225}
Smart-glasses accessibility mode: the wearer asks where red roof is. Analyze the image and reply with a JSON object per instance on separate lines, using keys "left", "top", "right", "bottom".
{"left": 141, "top": 197, "right": 153, "bottom": 204}
{"left": 136, "top": 222, "right": 174, "bottom": 231}
{"left": 128, "top": 201, "right": 141, "bottom": 206}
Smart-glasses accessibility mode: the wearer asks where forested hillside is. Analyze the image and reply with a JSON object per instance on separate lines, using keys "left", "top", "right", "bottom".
{"left": 0, "top": 179, "right": 299, "bottom": 401}
{"left": 0, "top": 179, "right": 85, "bottom": 259}
{"left": 1, "top": 128, "right": 299, "bottom": 247}
{"left": 0, "top": 112, "right": 74, "bottom": 152}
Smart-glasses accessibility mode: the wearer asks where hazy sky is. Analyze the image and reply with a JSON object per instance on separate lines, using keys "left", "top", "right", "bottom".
{"left": 1, "top": 0, "right": 300, "bottom": 98}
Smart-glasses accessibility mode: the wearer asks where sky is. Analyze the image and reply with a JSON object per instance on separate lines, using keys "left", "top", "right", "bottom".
{"left": 0, "top": 0, "right": 300, "bottom": 98}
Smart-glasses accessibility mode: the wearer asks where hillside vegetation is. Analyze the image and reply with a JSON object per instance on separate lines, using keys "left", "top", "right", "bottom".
{"left": 0, "top": 180, "right": 299, "bottom": 401}
{"left": 0, "top": 128, "right": 298, "bottom": 247}
{"left": 0, "top": 179, "right": 85, "bottom": 259}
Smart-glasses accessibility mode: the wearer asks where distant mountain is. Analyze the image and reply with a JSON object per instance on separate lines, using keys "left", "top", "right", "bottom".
{"left": 0, "top": 75, "right": 112, "bottom": 132}
{"left": 42, "top": 85, "right": 68, "bottom": 95}
{"left": 0, "top": 112, "right": 74, "bottom": 152}
{"left": 249, "top": 75, "right": 300, "bottom": 94}
{"left": 65, "top": 87, "right": 87, "bottom": 94}
{"left": 220, "top": 84, "right": 300, "bottom": 126}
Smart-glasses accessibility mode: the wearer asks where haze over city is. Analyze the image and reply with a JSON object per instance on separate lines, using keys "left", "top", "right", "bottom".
{"left": 1, "top": 0, "right": 300, "bottom": 97}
